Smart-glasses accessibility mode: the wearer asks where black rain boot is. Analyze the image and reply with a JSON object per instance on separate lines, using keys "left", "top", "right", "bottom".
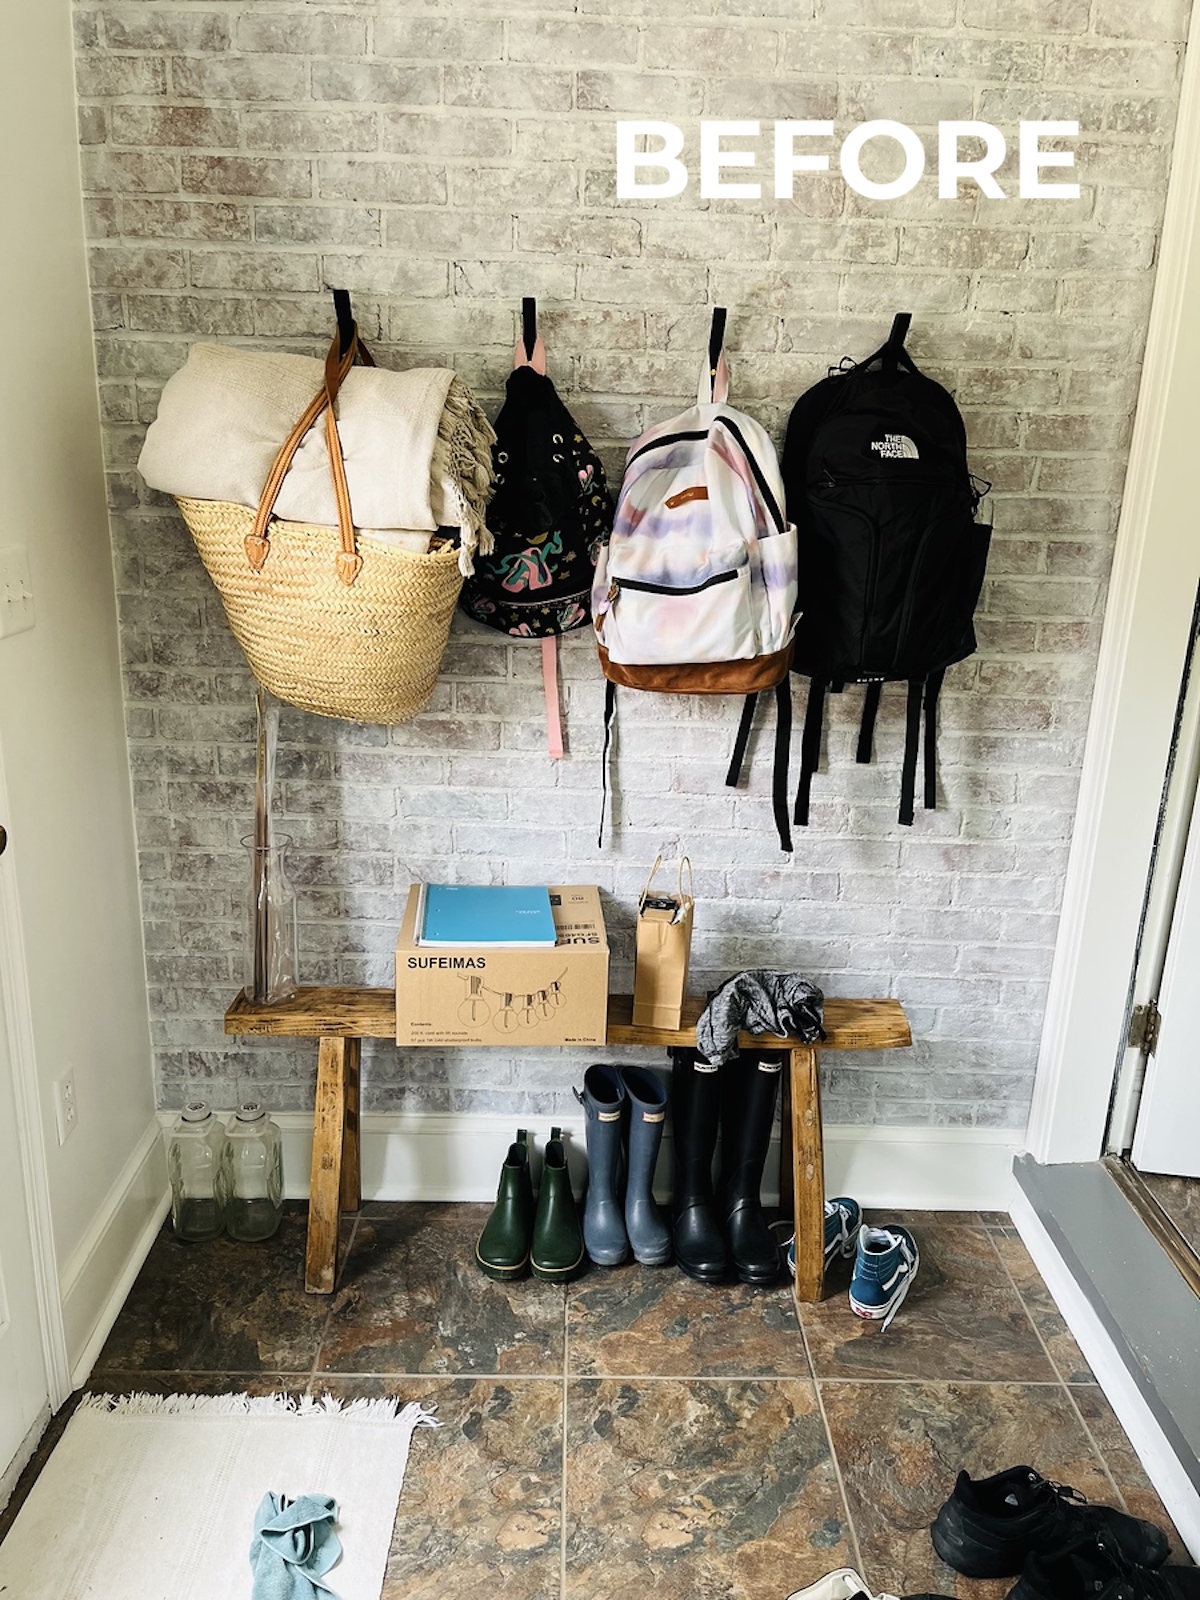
{"left": 670, "top": 1047, "right": 730, "bottom": 1283}
{"left": 718, "top": 1051, "right": 782, "bottom": 1286}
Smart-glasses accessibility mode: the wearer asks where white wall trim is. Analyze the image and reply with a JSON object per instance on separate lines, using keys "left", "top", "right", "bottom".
{"left": 0, "top": 1402, "right": 51, "bottom": 1516}
{"left": 1027, "top": 1, "right": 1200, "bottom": 1165}
{"left": 60, "top": 1116, "right": 169, "bottom": 1389}
{"left": 1011, "top": 1189, "right": 1200, "bottom": 1559}
{"left": 164, "top": 1110, "right": 1019, "bottom": 1212}
{"left": 0, "top": 748, "right": 71, "bottom": 1409}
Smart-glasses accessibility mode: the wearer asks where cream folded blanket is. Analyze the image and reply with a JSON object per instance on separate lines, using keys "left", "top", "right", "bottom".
{"left": 138, "top": 344, "right": 496, "bottom": 573}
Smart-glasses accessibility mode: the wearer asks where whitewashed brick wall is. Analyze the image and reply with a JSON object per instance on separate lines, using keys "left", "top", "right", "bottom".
{"left": 73, "top": 0, "right": 1190, "bottom": 1127}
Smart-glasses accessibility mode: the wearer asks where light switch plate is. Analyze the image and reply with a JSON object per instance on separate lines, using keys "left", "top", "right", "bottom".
{"left": 0, "top": 546, "right": 34, "bottom": 638}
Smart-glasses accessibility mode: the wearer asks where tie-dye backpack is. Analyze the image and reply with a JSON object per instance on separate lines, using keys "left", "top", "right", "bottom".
{"left": 460, "top": 301, "right": 614, "bottom": 756}
{"left": 593, "top": 311, "right": 799, "bottom": 850}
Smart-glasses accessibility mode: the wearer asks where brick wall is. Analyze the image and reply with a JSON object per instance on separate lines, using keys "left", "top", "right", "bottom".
{"left": 73, "top": 0, "right": 1190, "bottom": 1127}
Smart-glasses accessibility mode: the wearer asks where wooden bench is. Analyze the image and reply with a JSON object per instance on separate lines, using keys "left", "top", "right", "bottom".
{"left": 224, "top": 988, "right": 910, "bottom": 1307}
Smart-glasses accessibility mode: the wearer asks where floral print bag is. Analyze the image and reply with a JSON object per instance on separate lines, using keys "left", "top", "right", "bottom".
{"left": 459, "top": 303, "right": 614, "bottom": 756}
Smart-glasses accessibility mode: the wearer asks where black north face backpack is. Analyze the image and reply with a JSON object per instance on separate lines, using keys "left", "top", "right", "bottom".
{"left": 781, "top": 314, "right": 991, "bottom": 826}
{"left": 460, "top": 300, "right": 613, "bottom": 756}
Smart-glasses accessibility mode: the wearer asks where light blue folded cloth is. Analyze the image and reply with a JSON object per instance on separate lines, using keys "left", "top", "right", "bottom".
{"left": 249, "top": 1492, "right": 342, "bottom": 1600}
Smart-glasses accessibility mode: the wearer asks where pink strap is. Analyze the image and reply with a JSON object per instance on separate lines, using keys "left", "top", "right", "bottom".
{"left": 513, "top": 333, "right": 547, "bottom": 375}
{"left": 542, "top": 635, "right": 564, "bottom": 760}
{"left": 696, "top": 350, "right": 730, "bottom": 406}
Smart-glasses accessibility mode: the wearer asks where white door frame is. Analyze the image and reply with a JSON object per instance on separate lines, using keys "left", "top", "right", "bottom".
{"left": 1026, "top": 5, "right": 1200, "bottom": 1167}
{"left": 0, "top": 742, "right": 72, "bottom": 1413}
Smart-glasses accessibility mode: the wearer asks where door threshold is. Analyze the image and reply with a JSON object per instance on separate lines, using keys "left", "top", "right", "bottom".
{"left": 1105, "top": 1155, "right": 1200, "bottom": 1302}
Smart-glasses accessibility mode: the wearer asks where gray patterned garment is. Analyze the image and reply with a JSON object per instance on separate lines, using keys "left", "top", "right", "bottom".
{"left": 695, "top": 970, "right": 825, "bottom": 1066}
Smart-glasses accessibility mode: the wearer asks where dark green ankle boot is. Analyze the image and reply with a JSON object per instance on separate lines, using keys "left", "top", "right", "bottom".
{"left": 531, "top": 1127, "right": 585, "bottom": 1282}
{"left": 476, "top": 1129, "right": 535, "bottom": 1280}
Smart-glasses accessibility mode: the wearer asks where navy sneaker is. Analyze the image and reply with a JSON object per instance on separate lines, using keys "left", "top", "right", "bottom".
{"left": 848, "top": 1224, "right": 919, "bottom": 1330}
{"left": 931, "top": 1468, "right": 1171, "bottom": 1581}
{"left": 781, "top": 1196, "right": 863, "bottom": 1278}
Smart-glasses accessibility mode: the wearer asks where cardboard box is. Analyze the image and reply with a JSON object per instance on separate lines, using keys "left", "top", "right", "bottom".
{"left": 396, "top": 884, "right": 609, "bottom": 1047}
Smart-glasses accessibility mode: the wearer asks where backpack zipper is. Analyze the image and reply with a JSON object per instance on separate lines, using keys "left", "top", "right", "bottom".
{"left": 611, "top": 570, "right": 738, "bottom": 597}
{"left": 815, "top": 468, "right": 955, "bottom": 489}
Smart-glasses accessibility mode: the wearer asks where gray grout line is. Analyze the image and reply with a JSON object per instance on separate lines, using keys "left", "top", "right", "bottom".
{"left": 814, "top": 1375, "right": 1073, "bottom": 1387}
{"left": 797, "top": 1298, "right": 868, "bottom": 1581}
{"left": 983, "top": 1223, "right": 1132, "bottom": 1511}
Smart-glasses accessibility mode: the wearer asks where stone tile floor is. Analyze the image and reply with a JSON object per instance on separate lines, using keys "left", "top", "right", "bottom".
{"left": 1139, "top": 1170, "right": 1200, "bottom": 1262}
{"left": 3, "top": 1203, "right": 1186, "bottom": 1599}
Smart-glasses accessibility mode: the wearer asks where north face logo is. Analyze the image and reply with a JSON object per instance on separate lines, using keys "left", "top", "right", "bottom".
{"left": 870, "top": 433, "right": 920, "bottom": 459}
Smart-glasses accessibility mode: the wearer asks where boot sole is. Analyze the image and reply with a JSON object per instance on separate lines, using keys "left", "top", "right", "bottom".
{"left": 586, "top": 1249, "right": 630, "bottom": 1268}
{"left": 736, "top": 1267, "right": 783, "bottom": 1286}
{"left": 531, "top": 1247, "right": 587, "bottom": 1282}
{"left": 475, "top": 1247, "right": 530, "bottom": 1282}
{"left": 676, "top": 1258, "right": 733, "bottom": 1284}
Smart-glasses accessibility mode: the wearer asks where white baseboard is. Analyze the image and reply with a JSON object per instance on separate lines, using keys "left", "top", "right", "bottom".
{"left": 60, "top": 1117, "right": 170, "bottom": 1388}
{"left": 823, "top": 1124, "right": 1019, "bottom": 1210}
{"left": 0, "top": 1403, "right": 51, "bottom": 1515}
{"left": 161, "top": 1110, "right": 1018, "bottom": 1211}
{"left": 1011, "top": 1188, "right": 1200, "bottom": 1559}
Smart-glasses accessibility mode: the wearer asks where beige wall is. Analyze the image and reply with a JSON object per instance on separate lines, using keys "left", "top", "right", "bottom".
{"left": 0, "top": 0, "right": 155, "bottom": 1278}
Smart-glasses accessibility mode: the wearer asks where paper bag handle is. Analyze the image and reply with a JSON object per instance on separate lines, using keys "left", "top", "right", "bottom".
{"left": 639, "top": 854, "right": 693, "bottom": 909}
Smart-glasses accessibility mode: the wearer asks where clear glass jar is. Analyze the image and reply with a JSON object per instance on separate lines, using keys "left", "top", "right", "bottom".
{"left": 243, "top": 835, "right": 298, "bottom": 1004}
{"left": 222, "top": 1101, "right": 284, "bottom": 1242}
{"left": 167, "top": 1102, "right": 230, "bottom": 1242}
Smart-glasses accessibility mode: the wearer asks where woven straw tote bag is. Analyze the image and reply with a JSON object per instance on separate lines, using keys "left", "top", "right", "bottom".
{"left": 176, "top": 322, "right": 465, "bottom": 724}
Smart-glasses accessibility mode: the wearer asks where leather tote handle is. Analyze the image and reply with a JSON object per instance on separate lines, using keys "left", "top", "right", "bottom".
{"left": 244, "top": 324, "right": 375, "bottom": 585}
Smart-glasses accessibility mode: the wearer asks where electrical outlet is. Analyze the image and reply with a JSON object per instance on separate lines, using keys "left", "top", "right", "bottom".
{"left": 0, "top": 546, "right": 34, "bottom": 639}
{"left": 54, "top": 1070, "right": 78, "bottom": 1145}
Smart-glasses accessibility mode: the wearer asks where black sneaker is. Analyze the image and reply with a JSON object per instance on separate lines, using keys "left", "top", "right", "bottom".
{"left": 930, "top": 1466, "right": 1170, "bottom": 1579}
{"left": 1011, "top": 1533, "right": 1200, "bottom": 1600}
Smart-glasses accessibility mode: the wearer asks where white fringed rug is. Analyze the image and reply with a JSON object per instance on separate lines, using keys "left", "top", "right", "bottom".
{"left": 0, "top": 1392, "right": 438, "bottom": 1600}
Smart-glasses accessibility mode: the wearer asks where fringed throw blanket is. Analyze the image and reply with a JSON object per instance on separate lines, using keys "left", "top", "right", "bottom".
{"left": 138, "top": 344, "right": 496, "bottom": 574}
{"left": 0, "top": 1392, "right": 438, "bottom": 1600}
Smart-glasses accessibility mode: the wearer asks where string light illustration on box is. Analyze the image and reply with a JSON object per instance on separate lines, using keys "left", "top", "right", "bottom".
{"left": 457, "top": 975, "right": 492, "bottom": 1027}
{"left": 456, "top": 973, "right": 567, "bottom": 1032}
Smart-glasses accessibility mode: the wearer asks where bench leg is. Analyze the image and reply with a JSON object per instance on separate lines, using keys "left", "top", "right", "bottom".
{"left": 340, "top": 1039, "right": 361, "bottom": 1214}
{"left": 306, "top": 1035, "right": 354, "bottom": 1295}
{"left": 788, "top": 1045, "right": 825, "bottom": 1305}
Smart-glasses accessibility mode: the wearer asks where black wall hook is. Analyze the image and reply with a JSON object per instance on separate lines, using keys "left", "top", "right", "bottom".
{"left": 888, "top": 311, "right": 912, "bottom": 349}
{"left": 332, "top": 288, "right": 355, "bottom": 358}
{"left": 522, "top": 296, "right": 537, "bottom": 361}
{"left": 708, "top": 306, "right": 727, "bottom": 396}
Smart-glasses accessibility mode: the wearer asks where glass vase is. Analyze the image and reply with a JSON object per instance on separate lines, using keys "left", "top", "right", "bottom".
{"left": 243, "top": 835, "right": 298, "bottom": 1004}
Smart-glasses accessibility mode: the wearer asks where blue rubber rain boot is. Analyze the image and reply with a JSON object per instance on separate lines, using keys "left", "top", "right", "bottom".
{"left": 618, "top": 1064, "right": 672, "bottom": 1266}
{"left": 578, "top": 1063, "right": 629, "bottom": 1267}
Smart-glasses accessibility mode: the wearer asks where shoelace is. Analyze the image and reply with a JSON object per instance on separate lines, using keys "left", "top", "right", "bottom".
{"left": 1047, "top": 1478, "right": 1090, "bottom": 1508}
{"left": 863, "top": 1232, "right": 916, "bottom": 1332}
{"left": 1055, "top": 1534, "right": 1174, "bottom": 1600}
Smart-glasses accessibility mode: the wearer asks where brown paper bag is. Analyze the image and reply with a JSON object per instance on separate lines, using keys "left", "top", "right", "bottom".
{"left": 632, "top": 855, "right": 694, "bottom": 1030}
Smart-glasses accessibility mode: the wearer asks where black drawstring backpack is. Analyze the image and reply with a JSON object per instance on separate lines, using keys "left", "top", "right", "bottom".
{"left": 780, "top": 314, "right": 992, "bottom": 826}
{"left": 459, "top": 299, "right": 614, "bottom": 757}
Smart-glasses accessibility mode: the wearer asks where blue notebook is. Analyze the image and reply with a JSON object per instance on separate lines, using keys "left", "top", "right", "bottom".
{"left": 416, "top": 884, "right": 558, "bottom": 948}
